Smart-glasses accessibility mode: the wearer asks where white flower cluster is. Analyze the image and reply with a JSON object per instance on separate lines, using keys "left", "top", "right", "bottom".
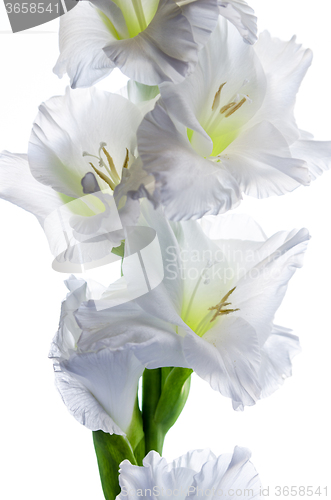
{"left": 0, "top": 0, "right": 330, "bottom": 497}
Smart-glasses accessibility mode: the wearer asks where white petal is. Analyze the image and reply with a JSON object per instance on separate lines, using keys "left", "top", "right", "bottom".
{"left": 114, "top": 158, "right": 157, "bottom": 208}
{"left": 0, "top": 151, "right": 62, "bottom": 224}
{"left": 222, "top": 121, "right": 311, "bottom": 197}
{"left": 201, "top": 213, "right": 267, "bottom": 242}
{"left": 231, "top": 228, "right": 310, "bottom": 345}
{"left": 170, "top": 449, "right": 217, "bottom": 471}
{"left": 50, "top": 276, "right": 89, "bottom": 359}
{"left": 50, "top": 276, "right": 144, "bottom": 434}
{"left": 180, "top": 0, "right": 219, "bottom": 48}
{"left": 183, "top": 317, "right": 262, "bottom": 409}
{"left": 190, "top": 446, "right": 261, "bottom": 497}
{"left": 54, "top": 369, "right": 124, "bottom": 435}
{"left": 76, "top": 298, "right": 187, "bottom": 369}
{"left": 252, "top": 31, "right": 313, "bottom": 141}
{"left": 172, "top": 219, "right": 234, "bottom": 333}
{"left": 54, "top": 2, "right": 116, "bottom": 88}
{"left": 290, "top": 137, "right": 331, "bottom": 180}
{"left": 56, "top": 347, "right": 144, "bottom": 434}
{"left": 103, "top": 0, "right": 199, "bottom": 85}
{"left": 135, "top": 201, "right": 185, "bottom": 317}
{"left": 137, "top": 103, "right": 241, "bottom": 220}
{"left": 259, "top": 325, "right": 301, "bottom": 399}
{"left": 218, "top": 0, "right": 257, "bottom": 44}
{"left": 118, "top": 451, "right": 195, "bottom": 500}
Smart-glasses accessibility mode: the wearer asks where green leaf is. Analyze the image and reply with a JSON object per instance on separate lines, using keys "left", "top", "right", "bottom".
{"left": 93, "top": 432, "right": 137, "bottom": 500}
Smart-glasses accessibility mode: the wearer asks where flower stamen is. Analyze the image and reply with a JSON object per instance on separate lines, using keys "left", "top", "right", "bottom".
{"left": 131, "top": 0, "right": 147, "bottom": 32}
{"left": 89, "top": 162, "right": 116, "bottom": 191}
{"left": 102, "top": 147, "right": 121, "bottom": 184}
{"left": 82, "top": 142, "right": 128, "bottom": 191}
{"left": 212, "top": 82, "right": 226, "bottom": 111}
{"left": 220, "top": 102, "right": 236, "bottom": 114}
{"left": 224, "top": 97, "right": 247, "bottom": 118}
{"left": 208, "top": 287, "right": 239, "bottom": 322}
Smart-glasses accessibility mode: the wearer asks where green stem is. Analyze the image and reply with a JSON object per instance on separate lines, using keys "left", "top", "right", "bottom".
{"left": 142, "top": 368, "right": 165, "bottom": 454}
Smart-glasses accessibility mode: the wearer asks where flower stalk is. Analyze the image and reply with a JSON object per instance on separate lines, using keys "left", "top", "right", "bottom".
{"left": 142, "top": 368, "right": 165, "bottom": 454}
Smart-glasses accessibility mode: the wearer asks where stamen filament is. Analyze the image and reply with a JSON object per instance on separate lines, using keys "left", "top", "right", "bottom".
{"left": 82, "top": 152, "right": 99, "bottom": 160}
{"left": 182, "top": 273, "right": 204, "bottom": 323}
{"left": 195, "top": 310, "right": 214, "bottom": 337}
{"left": 131, "top": 0, "right": 147, "bottom": 31}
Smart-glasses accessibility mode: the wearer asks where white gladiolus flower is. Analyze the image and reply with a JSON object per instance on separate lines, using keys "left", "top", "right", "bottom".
{"left": 76, "top": 202, "right": 308, "bottom": 410}
{"left": 54, "top": 0, "right": 219, "bottom": 87}
{"left": 117, "top": 446, "right": 261, "bottom": 499}
{"left": 0, "top": 87, "right": 144, "bottom": 266}
{"left": 50, "top": 276, "right": 145, "bottom": 436}
{"left": 53, "top": 0, "right": 257, "bottom": 88}
{"left": 137, "top": 18, "right": 331, "bottom": 220}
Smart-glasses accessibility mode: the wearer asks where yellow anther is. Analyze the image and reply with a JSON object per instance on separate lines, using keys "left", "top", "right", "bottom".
{"left": 89, "top": 162, "right": 116, "bottom": 191}
{"left": 102, "top": 147, "right": 121, "bottom": 184}
{"left": 122, "top": 148, "right": 129, "bottom": 169}
{"left": 220, "top": 102, "right": 236, "bottom": 114}
{"left": 208, "top": 287, "right": 239, "bottom": 322}
{"left": 224, "top": 97, "right": 247, "bottom": 118}
{"left": 212, "top": 82, "right": 226, "bottom": 111}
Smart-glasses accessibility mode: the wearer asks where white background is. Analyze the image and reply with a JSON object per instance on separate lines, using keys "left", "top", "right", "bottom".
{"left": 0, "top": 1, "right": 330, "bottom": 498}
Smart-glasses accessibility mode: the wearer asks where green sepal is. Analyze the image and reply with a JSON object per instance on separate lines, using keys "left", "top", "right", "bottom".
{"left": 127, "top": 80, "right": 160, "bottom": 104}
{"left": 111, "top": 241, "right": 125, "bottom": 258}
{"left": 126, "top": 396, "right": 145, "bottom": 463}
{"left": 142, "top": 367, "right": 193, "bottom": 456}
{"left": 133, "top": 436, "right": 145, "bottom": 466}
{"left": 154, "top": 367, "right": 193, "bottom": 431}
{"left": 93, "top": 432, "right": 137, "bottom": 500}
